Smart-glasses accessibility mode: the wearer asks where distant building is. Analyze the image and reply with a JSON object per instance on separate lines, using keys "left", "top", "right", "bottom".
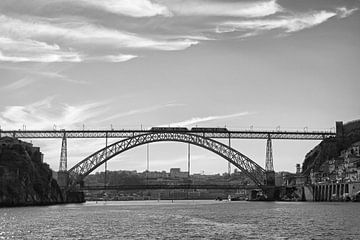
{"left": 169, "top": 168, "right": 188, "bottom": 179}
{"left": 310, "top": 141, "right": 360, "bottom": 184}
{"left": 145, "top": 171, "right": 168, "bottom": 179}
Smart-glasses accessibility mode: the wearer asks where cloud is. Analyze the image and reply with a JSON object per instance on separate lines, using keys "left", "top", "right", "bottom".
{"left": 100, "top": 103, "right": 184, "bottom": 122}
{"left": 75, "top": 0, "right": 171, "bottom": 17}
{"left": 2, "top": 78, "right": 36, "bottom": 90}
{"left": 91, "top": 54, "right": 137, "bottom": 63}
{"left": 166, "top": 0, "right": 282, "bottom": 18}
{"left": 0, "top": 97, "right": 108, "bottom": 130}
{"left": 164, "top": 112, "right": 251, "bottom": 127}
{"left": 1, "top": 74, "right": 88, "bottom": 90}
{"left": 0, "top": 50, "right": 82, "bottom": 63}
{"left": 0, "top": 15, "right": 198, "bottom": 51}
{"left": 216, "top": 10, "right": 338, "bottom": 34}
{"left": 0, "top": 2, "right": 356, "bottom": 64}
{"left": 0, "top": 13, "right": 199, "bottom": 62}
{"left": 34, "top": 71, "right": 88, "bottom": 84}
{"left": 216, "top": 7, "right": 357, "bottom": 36}
{"left": 0, "top": 37, "right": 82, "bottom": 62}
{"left": 0, "top": 65, "right": 88, "bottom": 89}
{"left": 336, "top": 7, "right": 358, "bottom": 18}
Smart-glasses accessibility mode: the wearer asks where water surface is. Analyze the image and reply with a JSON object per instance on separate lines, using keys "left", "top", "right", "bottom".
{"left": 1, "top": 200, "right": 359, "bottom": 239}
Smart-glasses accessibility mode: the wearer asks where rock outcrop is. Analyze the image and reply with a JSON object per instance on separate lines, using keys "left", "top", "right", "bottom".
{"left": 0, "top": 137, "right": 64, "bottom": 207}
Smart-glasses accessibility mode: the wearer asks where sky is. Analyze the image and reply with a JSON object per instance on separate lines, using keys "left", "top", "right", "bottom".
{"left": 0, "top": 0, "right": 359, "bottom": 175}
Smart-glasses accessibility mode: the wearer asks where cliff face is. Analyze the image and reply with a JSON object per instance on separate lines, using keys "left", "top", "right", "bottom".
{"left": 0, "top": 137, "right": 64, "bottom": 207}
{"left": 302, "top": 120, "right": 360, "bottom": 175}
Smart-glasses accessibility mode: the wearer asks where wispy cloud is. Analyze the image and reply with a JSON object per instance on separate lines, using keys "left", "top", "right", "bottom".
{"left": 216, "top": 11, "right": 337, "bottom": 34}
{"left": 1, "top": 74, "right": 88, "bottom": 90}
{"left": 2, "top": 78, "right": 36, "bottom": 90}
{"left": 0, "top": 97, "right": 108, "bottom": 130}
{"left": 0, "top": 1, "right": 356, "bottom": 64}
{"left": 216, "top": 8, "right": 356, "bottom": 35}
{"left": 0, "top": 50, "right": 82, "bottom": 63}
{"left": 164, "top": 112, "right": 251, "bottom": 127}
{"left": 336, "top": 7, "right": 358, "bottom": 18}
{"left": 0, "top": 65, "right": 88, "bottom": 90}
{"left": 90, "top": 54, "right": 138, "bottom": 63}
{"left": 0, "top": 14, "right": 198, "bottom": 51}
{"left": 0, "top": 14, "right": 199, "bottom": 62}
{"left": 166, "top": 0, "right": 282, "bottom": 18}
{"left": 75, "top": 0, "right": 171, "bottom": 17}
{"left": 0, "top": 37, "right": 82, "bottom": 63}
{"left": 100, "top": 103, "right": 184, "bottom": 122}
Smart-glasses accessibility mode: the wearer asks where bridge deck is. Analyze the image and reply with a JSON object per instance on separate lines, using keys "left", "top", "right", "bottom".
{"left": 0, "top": 129, "right": 335, "bottom": 140}
{"left": 80, "top": 184, "right": 260, "bottom": 190}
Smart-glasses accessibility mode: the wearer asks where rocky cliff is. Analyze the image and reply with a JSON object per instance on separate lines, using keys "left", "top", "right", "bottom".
{"left": 302, "top": 120, "right": 360, "bottom": 175}
{"left": 0, "top": 137, "right": 64, "bottom": 207}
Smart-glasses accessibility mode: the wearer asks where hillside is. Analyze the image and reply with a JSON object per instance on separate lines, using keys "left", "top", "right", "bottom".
{"left": 302, "top": 120, "right": 360, "bottom": 175}
{"left": 0, "top": 137, "right": 63, "bottom": 207}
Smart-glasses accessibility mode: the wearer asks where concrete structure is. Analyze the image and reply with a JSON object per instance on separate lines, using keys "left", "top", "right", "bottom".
{"left": 313, "top": 182, "right": 360, "bottom": 201}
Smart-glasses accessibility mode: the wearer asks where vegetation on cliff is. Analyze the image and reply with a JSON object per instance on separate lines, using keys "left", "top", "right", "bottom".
{"left": 0, "top": 137, "right": 63, "bottom": 207}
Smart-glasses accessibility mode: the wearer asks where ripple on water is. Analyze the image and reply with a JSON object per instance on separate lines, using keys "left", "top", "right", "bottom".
{"left": 0, "top": 201, "right": 360, "bottom": 239}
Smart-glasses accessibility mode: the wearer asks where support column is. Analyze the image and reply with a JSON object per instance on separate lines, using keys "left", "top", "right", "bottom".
{"left": 316, "top": 185, "right": 320, "bottom": 201}
{"left": 146, "top": 143, "right": 149, "bottom": 184}
{"left": 329, "top": 184, "right": 332, "bottom": 201}
{"left": 58, "top": 130, "right": 68, "bottom": 189}
{"left": 147, "top": 143, "right": 149, "bottom": 172}
{"left": 326, "top": 185, "right": 329, "bottom": 201}
{"left": 228, "top": 136, "right": 231, "bottom": 175}
{"left": 265, "top": 134, "right": 275, "bottom": 186}
{"left": 104, "top": 131, "right": 108, "bottom": 188}
{"left": 320, "top": 185, "right": 323, "bottom": 201}
{"left": 265, "top": 134, "right": 274, "bottom": 172}
{"left": 187, "top": 143, "right": 191, "bottom": 178}
{"left": 59, "top": 130, "right": 67, "bottom": 172}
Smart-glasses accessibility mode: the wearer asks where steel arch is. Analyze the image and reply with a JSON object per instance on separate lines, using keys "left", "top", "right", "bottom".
{"left": 68, "top": 132, "right": 266, "bottom": 188}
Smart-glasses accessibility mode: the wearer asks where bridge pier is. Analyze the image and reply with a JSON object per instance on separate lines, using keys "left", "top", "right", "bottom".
{"left": 265, "top": 171, "right": 275, "bottom": 186}
{"left": 57, "top": 171, "right": 69, "bottom": 189}
{"left": 59, "top": 130, "right": 67, "bottom": 172}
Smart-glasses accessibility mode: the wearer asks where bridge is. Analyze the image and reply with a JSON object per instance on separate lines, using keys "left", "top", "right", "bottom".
{"left": 80, "top": 184, "right": 257, "bottom": 191}
{"left": 0, "top": 129, "right": 335, "bottom": 140}
{"left": 0, "top": 127, "right": 336, "bottom": 198}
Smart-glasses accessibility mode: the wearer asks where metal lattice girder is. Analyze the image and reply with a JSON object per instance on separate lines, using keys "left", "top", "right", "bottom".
{"left": 265, "top": 135, "right": 274, "bottom": 171}
{"left": 0, "top": 129, "right": 335, "bottom": 140}
{"left": 59, "top": 132, "right": 67, "bottom": 172}
{"left": 68, "top": 132, "right": 266, "bottom": 188}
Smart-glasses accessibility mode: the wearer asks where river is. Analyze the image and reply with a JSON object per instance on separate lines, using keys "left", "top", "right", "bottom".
{"left": 0, "top": 200, "right": 359, "bottom": 239}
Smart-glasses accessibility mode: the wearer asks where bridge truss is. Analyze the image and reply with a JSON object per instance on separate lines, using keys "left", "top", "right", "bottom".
{"left": 81, "top": 184, "right": 258, "bottom": 191}
{"left": 0, "top": 129, "right": 335, "bottom": 190}
{"left": 68, "top": 132, "right": 266, "bottom": 188}
{"left": 0, "top": 129, "right": 335, "bottom": 140}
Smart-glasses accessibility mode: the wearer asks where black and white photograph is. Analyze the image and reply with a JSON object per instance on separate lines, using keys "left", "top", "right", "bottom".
{"left": 0, "top": 0, "right": 359, "bottom": 239}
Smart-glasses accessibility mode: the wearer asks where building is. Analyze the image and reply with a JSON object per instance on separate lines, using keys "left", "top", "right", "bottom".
{"left": 310, "top": 141, "right": 360, "bottom": 184}
{"left": 169, "top": 168, "right": 189, "bottom": 179}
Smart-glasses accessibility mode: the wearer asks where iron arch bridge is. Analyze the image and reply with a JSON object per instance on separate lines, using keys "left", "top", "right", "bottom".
{"left": 68, "top": 132, "right": 266, "bottom": 188}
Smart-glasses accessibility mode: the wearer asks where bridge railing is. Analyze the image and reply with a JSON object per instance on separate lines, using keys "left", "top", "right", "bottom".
{"left": 79, "top": 184, "right": 260, "bottom": 190}
{"left": 0, "top": 129, "right": 336, "bottom": 140}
